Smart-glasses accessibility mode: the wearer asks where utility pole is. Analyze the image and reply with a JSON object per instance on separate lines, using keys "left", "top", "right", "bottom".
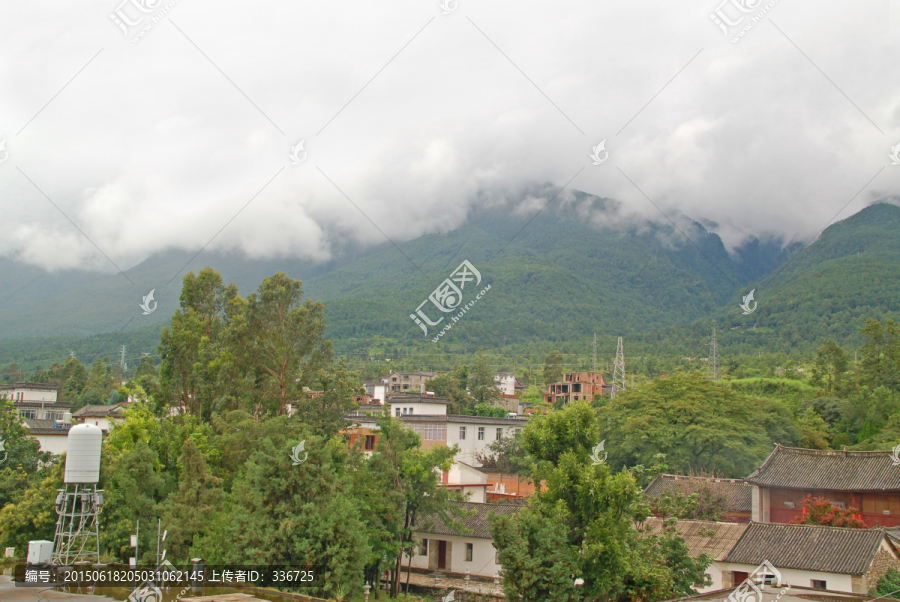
{"left": 708, "top": 329, "right": 720, "bottom": 380}
{"left": 592, "top": 333, "right": 597, "bottom": 373}
{"left": 612, "top": 337, "right": 626, "bottom": 398}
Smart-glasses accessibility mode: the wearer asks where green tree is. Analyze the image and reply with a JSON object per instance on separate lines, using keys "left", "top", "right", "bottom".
{"left": 543, "top": 351, "right": 564, "bottom": 386}
{"left": 870, "top": 568, "right": 900, "bottom": 599}
{"left": 158, "top": 268, "right": 238, "bottom": 418}
{"left": 811, "top": 339, "right": 849, "bottom": 393}
{"left": 159, "top": 439, "right": 225, "bottom": 563}
{"left": 599, "top": 374, "right": 787, "bottom": 477}
{"left": 491, "top": 402, "right": 710, "bottom": 602}
{"left": 295, "top": 360, "right": 362, "bottom": 437}
{"left": 0, "top": 462, "right": 63, "bottom": 554}
{"left": 470, "top": 350, "right": 501, "bottom": 406}
{"left": 858, "top": 319, "right": 900, "bottom": 392}
{"left": 797, "top": 407, "right": 830, "bottom": 449}
{"left": 426, "top": 365, "right": 472, "bottom": 414}
{"left": 231, "top": 273, "right": 331, "bottom": 417}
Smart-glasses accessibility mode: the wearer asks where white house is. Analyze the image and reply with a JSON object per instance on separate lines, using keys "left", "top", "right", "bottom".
{"left": 494, "top": 373, "right": 518, "bottom": 397}
{"left": 3, "top": 383, "right": 74, "bottom": 454}
{"left": 364, "top": 381, "right": 388, "bottom": 404}
{"left": 444, "top": 415, "right": 527, "bottom": 467}
{"left": 442, "top": 461, "right": 489, "bottom": 503}
{"left": 72, "top": 405, "right": 126, "bottom": 432}
{"left": 387, "top": 393, "right": 450, "bottom": 417}
{"left": 22, "top": 420, "right": 71, "bottom": 455}
{"left": 719, "top": 522, "right": 900, "bottom": 594}
{"left": 408, "top": 500, "right": 522, "bottom": 577}
{"left": 647, "top": 518, "right": 900, "bottom": 595}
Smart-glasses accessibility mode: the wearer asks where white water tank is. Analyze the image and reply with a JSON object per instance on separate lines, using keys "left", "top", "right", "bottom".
{"left": 64, "top": 424, "right": 102, "bottom": 484}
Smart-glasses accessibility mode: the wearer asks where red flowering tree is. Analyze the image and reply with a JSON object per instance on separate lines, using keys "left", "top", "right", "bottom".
{"left": 789, "top": 495, "right": 866, "bottom": 528}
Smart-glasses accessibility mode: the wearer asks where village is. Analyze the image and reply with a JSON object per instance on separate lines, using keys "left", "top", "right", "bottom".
{"left": 6, "top": 364, "right": 900, "bottom": 602}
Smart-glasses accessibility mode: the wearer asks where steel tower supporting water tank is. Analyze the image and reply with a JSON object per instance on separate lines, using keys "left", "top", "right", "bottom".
{"left": 52, "top": 424, "right": 104, "bottom": 565}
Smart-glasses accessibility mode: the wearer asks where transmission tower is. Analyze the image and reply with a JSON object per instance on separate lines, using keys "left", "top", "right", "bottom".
{"left": 120, "top": 345, "right": 127, "bottom": 371}
{"left": 708, "top": 329, "right": 720, "bottom": 380}
{"left": 592, "top": 333, "right": 598, "bottom": 373}
{"left": 611, "top": 337, "right": 626, "bottom": 398}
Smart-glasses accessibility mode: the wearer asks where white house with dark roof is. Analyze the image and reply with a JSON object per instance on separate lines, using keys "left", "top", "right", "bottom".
{"left": 641, "top": 518, "right": 748, "bottom": 592}
{"left": 386, "top": 392, "right": 450, "bottom": 417}
{"left": 3, "top": 383, "right": 73, "bottom": 454}
{"left": 408, "top": 500, "right": 522, "bottom": 578}
{"left": 73, "top": 405, "right": 126, "bottom": 432}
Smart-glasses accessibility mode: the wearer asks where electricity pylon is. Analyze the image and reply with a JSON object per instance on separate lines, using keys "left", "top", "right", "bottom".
{"left": 611, "top": 337, "right": 626, "bottom": 398}
{"left": 708, "top": 329, "right": 720, "bottom": 380}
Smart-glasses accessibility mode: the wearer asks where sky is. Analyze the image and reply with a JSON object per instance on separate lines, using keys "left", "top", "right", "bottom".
{"left": 1, "top": 0, "right": 899, "bottom": 274}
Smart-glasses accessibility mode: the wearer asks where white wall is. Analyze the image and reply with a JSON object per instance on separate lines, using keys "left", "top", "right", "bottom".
{"left": 718, "top": 563, "right": 854, "bottom": 593}
{"left": 32, "top": 433, "right": 68, "bottom": 455}
{"left": 388, "top": 401, "right": 448, "bottom": 417}
{"left": 494, "top": 374, "right": 516, "bottom": 396}
{"left": 6, "top": 387, "right": 58, "bottom": 402}
{"left": 407, "top": 534, "right": 501, "bottom": 578}
{"left": 82, "top": 417, "right": 114, "bottom": 431}
{"left": 447, "top": 421, "right": 521, "bottom": 466}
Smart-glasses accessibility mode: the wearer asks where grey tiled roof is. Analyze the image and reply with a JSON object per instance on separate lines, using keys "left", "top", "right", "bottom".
{"left": 400, "top": 415, "right": 528, "bottom": 426}
{"left": 641, "top": 518, "right": 748, "bottom": 561}
{"left": 73, "top": 405, "right": 125, "bottom": 418}
{"left": 415, "top": 501, "right": 523, "bottom": 539}
{"left": 23, "top": 418, "right": 71, "bottom": 435}
{"left": 745, "top": 445, "right": 900, "bottom": 492}
{"left": 645, "top": 475, "right": 753, "bottom": 512}
{"left": 724, "top": 522, "right": 885, "bottom": 575}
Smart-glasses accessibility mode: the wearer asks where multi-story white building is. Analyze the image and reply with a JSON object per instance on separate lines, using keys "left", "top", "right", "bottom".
{"left": 383, "top": 371, "right": 438, "bottom": 393}
{"left": 494, "top": 372, "right": 520, "bottom": 397}
{"left": 2, "top": 383, "right": 73, "bottom": 454}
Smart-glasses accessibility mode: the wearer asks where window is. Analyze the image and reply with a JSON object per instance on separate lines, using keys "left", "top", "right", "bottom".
{"left": 409, "top": 423, "right": 447, "bottom": 440}
{"left": 408, "top": 407, "right": 413, "bottom": 415}
{"left": 18, "top": 409, "right": 36, "bottom": 419}
{"left": 365, "top": 435, "right": 375, "bottom": 451}
{"left": 466, "top": 543, "right": 473, "bottom": 562}
{"left": 478, "top": 427, "right": 485, "bottom": 440}
{"left": 395, "top": 408, "right": 401, "bottom": 417}
{"left": 496, "top": 428, "right": 502, "bottom": 441}
{"left": 811, "top": 580, "right": 826, "bottom": 590}
{"left": 419, "top": 539, "right": 428, "bottom": 556}
{"left": 460, "top": 426, "right": 467, "bottom": 440}
{"left": 45, "top": 411, "right": 64, "bottom": 421}
{"left": 783, "top": 501, "right": 795, "bottom": 509}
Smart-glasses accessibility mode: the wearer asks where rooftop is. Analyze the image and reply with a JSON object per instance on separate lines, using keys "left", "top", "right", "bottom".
{"left": 745, "top": 444, "right": 900, "bottom": 492}
{"left": 415, "top": 500, "right": 523, "bottom": 539}
{"left": 73, "top": 405, "right": 126, "bottom": 418}
{"left": 645, "top": 474, "right": 753, "bottom": 512}
{"left": 23, "top": 418, "right": 71, "bottom": 434}
{"left": 724, "top": 522, "right": 888, "bottom": 575}
{"left": 640, "top": 518, "right": 747, "bottom": 561}
{"left": 400, "top": 414, "right": 528, "bottom": 426}
{"left": 0, "top": 382, "right": 60, "bottom": 391}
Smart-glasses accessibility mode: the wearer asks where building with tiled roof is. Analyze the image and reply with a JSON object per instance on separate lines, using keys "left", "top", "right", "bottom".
{"left": 720, "top": 522, "right": 900, "bottom": 594}
{"left": 641, "top": 518, "right": 748, "bottom": 592}
{"left": 21, "top": 418, "right": 71, "bottom": 455}
{"left": 646, "top": 474, "right": 753, "bottom": 522}
{"left": 744, "top": 445, "right": 900, "bottom": 528}
{"left": 73, "top": 404, "right": 126, "bottom": 432}
{"left": 408, "top": 500, "right": 522, "bottom": 578}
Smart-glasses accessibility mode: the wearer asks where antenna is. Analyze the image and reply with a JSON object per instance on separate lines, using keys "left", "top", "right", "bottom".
{"left": 611, "top": 337, "right": 626, "bottom": 398}
{"left": 708, "top": 329, "right": 720, "bottom": 380}
{"left": 592, "top": 333, "right": 598, "bottom": 373}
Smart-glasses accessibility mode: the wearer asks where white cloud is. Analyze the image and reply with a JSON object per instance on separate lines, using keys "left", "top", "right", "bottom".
{"left": 0, "top": 0, "right": 898, "bottom": 272}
